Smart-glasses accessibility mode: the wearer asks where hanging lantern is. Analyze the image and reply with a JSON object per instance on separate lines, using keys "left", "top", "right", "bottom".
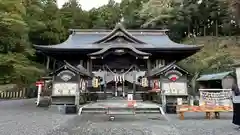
{"left": 141, "top": 77, "right": 148, "bottom": 87}
{"left": 92, "top": 77, "right": 99, "bottom": 88}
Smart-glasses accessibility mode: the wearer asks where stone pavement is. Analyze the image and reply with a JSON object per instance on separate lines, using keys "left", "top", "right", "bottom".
{"left": 0, "top": 99, "right": 239, "bottom": 135}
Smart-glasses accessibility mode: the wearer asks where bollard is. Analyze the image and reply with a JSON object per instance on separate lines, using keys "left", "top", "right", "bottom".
{"left": 36, "top": 84, "right": 42, "bottom": 106}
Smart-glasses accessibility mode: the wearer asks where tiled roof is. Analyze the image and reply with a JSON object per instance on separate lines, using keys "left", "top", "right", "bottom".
{"left": 33, "top": 23, "right": 202, "bottom": 51}
{"left": 196, "top": 71, "right": 234, "bottom": 81}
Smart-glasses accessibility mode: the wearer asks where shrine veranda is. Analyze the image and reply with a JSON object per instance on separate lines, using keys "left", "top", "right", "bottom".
{"left": 34, "top": 23, "right": 203, "bottom": 112}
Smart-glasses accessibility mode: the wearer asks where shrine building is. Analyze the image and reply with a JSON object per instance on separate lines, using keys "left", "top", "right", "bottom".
{"left": 34, "top": 23, "right": 202, "bottom": 105}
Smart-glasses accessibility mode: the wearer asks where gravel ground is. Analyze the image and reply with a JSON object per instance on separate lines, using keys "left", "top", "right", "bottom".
{"left": 47, "top": 113, "right": 240, "bottom": 135}
{"left": 0, "top": 100, "right": 239, "bottom": 135}
{"left": 0, "top": 99, "right": 75, "bottom": 135}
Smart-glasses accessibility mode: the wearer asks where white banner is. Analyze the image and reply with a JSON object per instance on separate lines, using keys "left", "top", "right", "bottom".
{"left": 199, "top": 90, "right": 232, "bottom": 106}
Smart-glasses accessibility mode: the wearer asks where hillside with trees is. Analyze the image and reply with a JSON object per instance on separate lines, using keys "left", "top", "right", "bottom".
{"left": 0, "top": 0, "right": 240, "bottom": 89}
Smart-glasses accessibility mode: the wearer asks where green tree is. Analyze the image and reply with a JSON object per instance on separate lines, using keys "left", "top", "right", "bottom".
{"left": 60, "top": 0, "right": 91, "bottom": 29}
{"left": 39, "top": 0, "right": 66, "bottom": 45}
{"left": 120, "top": 0, "right": 148, "bottom": 28}
{"left": 89, "top": 0, "right": 121, "bottom": 29}
{"left": 23, "top": 0, "right": 46, "bottom": 45}
{"left": 0, "top": 0, "right": 28, "bottom": 53}
{"left": 0, "top": 0, "right": 45, "bottom": 84}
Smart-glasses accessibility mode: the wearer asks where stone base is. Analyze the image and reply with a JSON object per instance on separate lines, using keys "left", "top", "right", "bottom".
{"left": 166, "top": 104, "right": 177, "bottom": 114}
{"left": 64, "top": 105, "right": 77, "bottom": 114}
{"left": 134, "top": 93, "right": 143, "bottom": 100}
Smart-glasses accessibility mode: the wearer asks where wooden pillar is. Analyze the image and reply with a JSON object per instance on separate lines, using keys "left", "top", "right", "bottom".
{"left": 53, "top": 59, "right": 56, "bottom": 71}
{"left": 89, "top": 59, "right": 92, "bottom": 73}
{"left": 87, "top": 60, "right": 89, "bottom": 71}
{"left": 133, "top": 70, "right": 136, "bottom": 99}
{"left": 104, "top": 71, "right": 107, "bottom": 99}
{"left": 147, "top": 59, "right": 151, "bottom": 72}
{"left": 80, "top": 60, "right": 83, "bottom": 66}
{"left": 147, "top": 59, "right": 151, "bottom": 87}
{"left": 75, "top": 76, "right": 80, "bottom": 107}
{"left": 156, "top": 59, "right": 158, "bottom": 68}
{"left": 46, "top": 56, "right": 50, "bottom": 70}
{"left": 87, "top": 59, "right": 93, "bottom": 73}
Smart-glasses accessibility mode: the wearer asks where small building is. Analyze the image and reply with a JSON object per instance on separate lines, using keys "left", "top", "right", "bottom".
{"left": 49, "top": 61, "right": 92, "bottom": 106}
{"left": 148, "top": 63, "right": 190, "bottom": 113}
{"left": 196, "top": 71, "right": 235, "bottom": 89}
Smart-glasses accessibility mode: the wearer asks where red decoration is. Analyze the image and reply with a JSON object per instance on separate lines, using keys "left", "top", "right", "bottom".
{"left": 170, "top": 76, "right": 177, "bottom": 81}
{"left": 36, "top": 81, "right": 44, "bottom": 87}
{"left": 153, "top": 80, "right": 159, "bottom": 89}
{"left": 168, "top": 74, "right": 179, "bottom": 81}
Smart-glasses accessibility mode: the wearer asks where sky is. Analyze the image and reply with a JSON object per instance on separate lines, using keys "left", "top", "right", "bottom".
{"left": 57, "top": 0, "right": 122, "bottom": 11}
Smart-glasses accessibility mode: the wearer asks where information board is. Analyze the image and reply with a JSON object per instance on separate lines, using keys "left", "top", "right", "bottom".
{"left": 52, "top": 83, "right": 77, "bottom": 96}
{"left": 162, "top": 82, "right": 187, "bottom": 95}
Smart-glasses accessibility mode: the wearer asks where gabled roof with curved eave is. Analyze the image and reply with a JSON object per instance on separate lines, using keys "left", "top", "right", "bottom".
{"left": 49, "top": 60, "right": 93, "bottom": 77}
{"left": 33, "top": 23, "right": 203, "bottom": 51}
{"left": 147, "top": 61, "right": 190, "bottom": 77}
{"left": 93, "top": 23, "right": 146, "bottom": 44}
{"left": 88, "top": 44, "right": 151, "bottom": 56}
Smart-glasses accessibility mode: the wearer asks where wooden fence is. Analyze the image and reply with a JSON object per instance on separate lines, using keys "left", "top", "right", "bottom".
{"left": 0, "top": 88, "right": 26, "bottom": 99}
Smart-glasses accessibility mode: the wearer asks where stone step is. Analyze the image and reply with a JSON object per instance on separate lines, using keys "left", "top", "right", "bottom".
{"left": 81, "top": 107, "right": 161, "bottom": 114}
{"left": 81, "top": 110, "right": 161, "bottom": 114}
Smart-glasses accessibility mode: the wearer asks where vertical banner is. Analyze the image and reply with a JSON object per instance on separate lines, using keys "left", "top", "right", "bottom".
{"left": 128, "top": 94, "right": 133, "bottom": 101}
{"left": 177, "top": 98, "right": 183, "bottom": 105}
